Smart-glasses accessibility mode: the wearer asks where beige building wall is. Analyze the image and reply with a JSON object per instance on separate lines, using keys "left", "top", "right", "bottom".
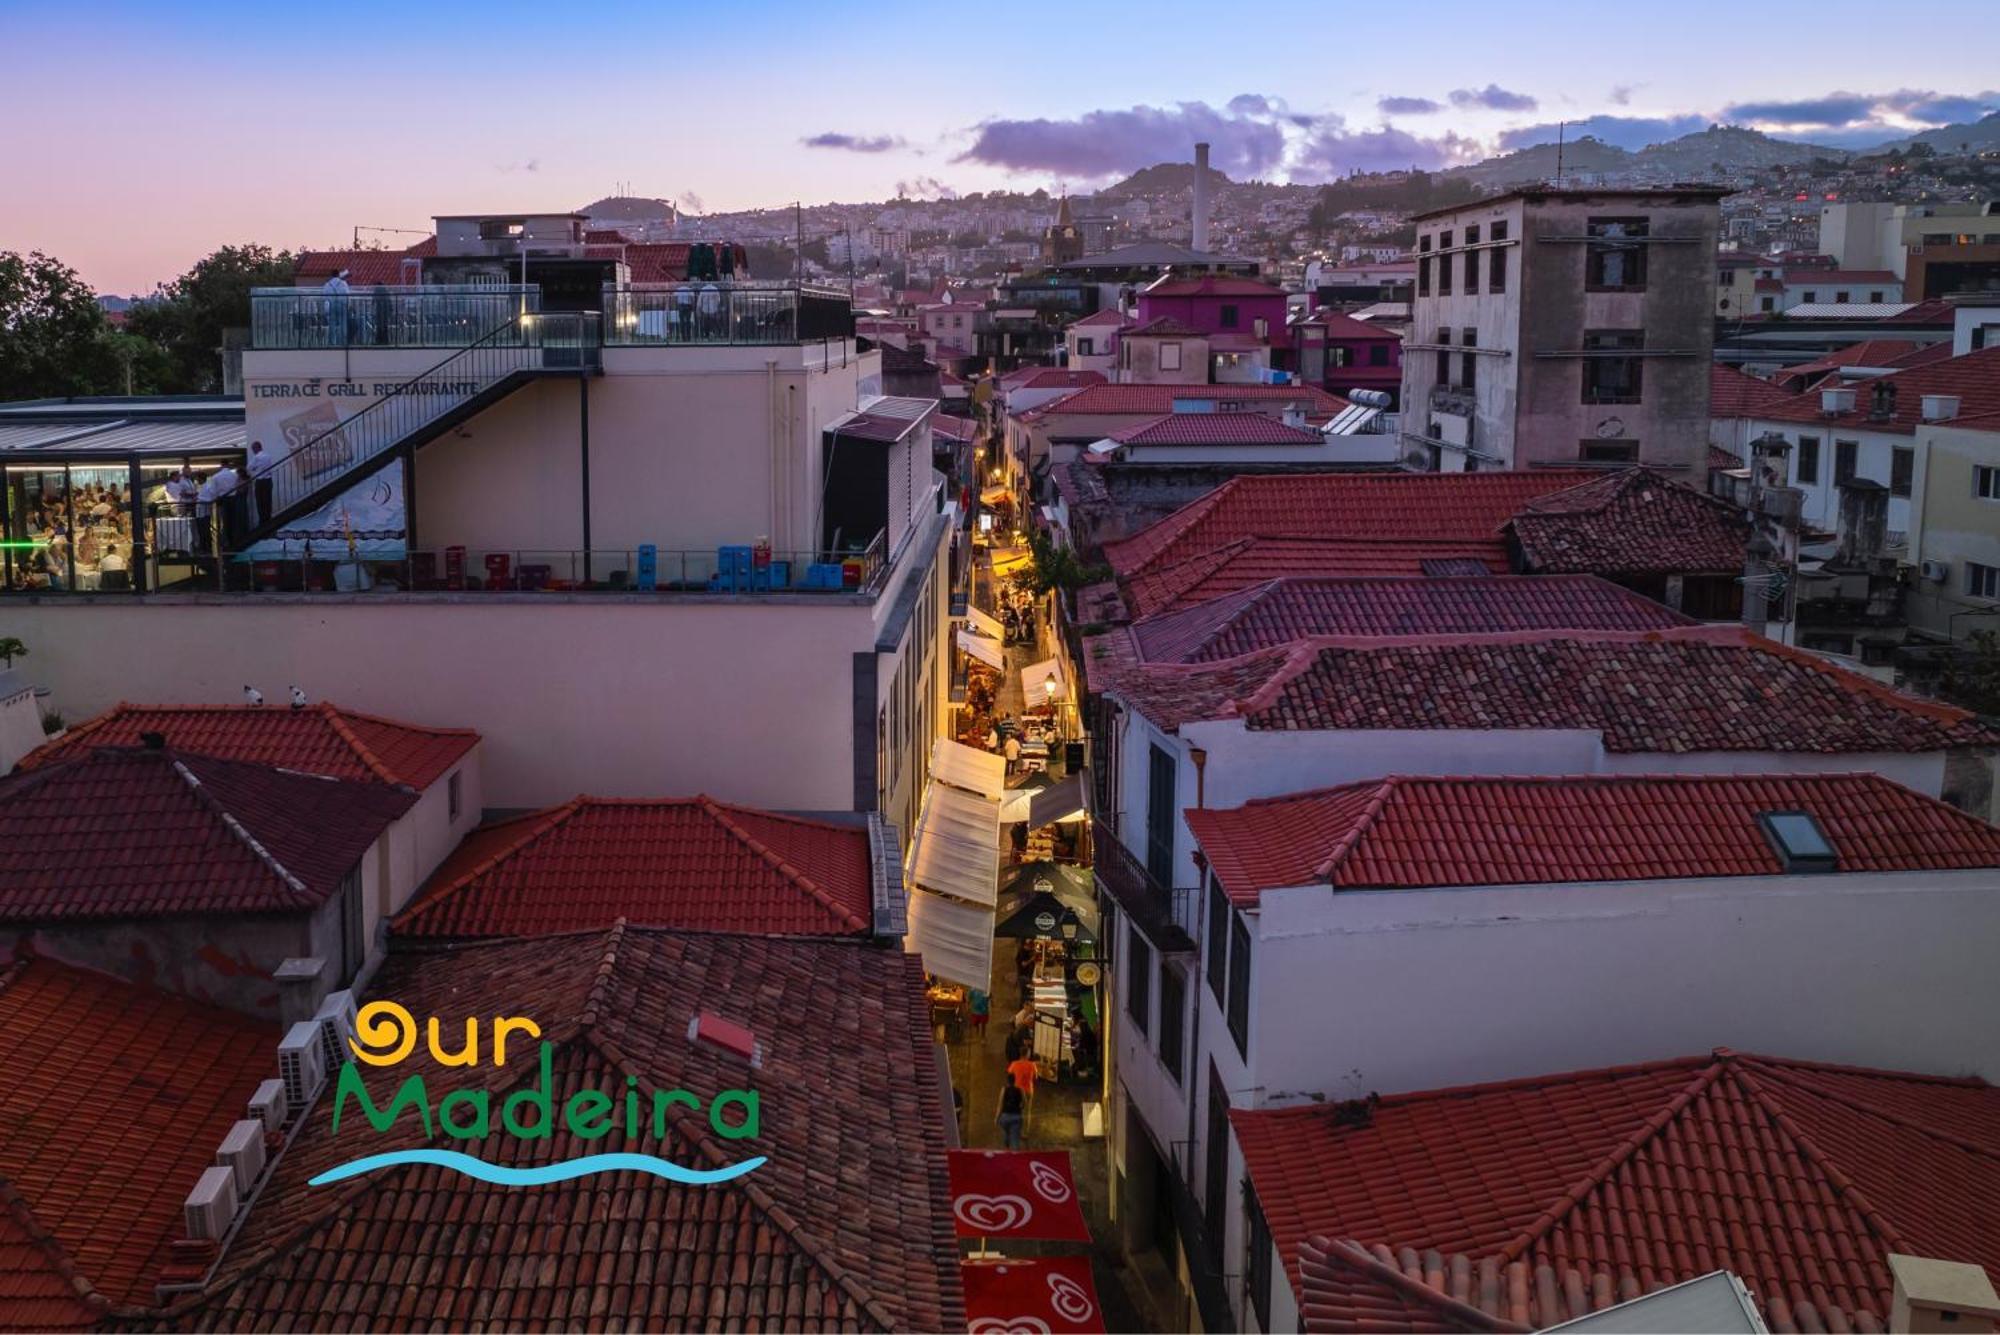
{"left": 1118, "top": 334, "right": 1209, "bottom": 384}
{"left": 1908, "top": 423, "right": 2000, "bottom": 640}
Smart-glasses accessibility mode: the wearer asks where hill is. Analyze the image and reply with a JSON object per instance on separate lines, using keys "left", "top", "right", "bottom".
{"left": 1448, "top": 136, "right": 1633, "bottom": 188}
{"left": 578, "top": 194, "right": 679, "bottom": 224}
{"left": 1102, "top": 161, "right": 1235, "bottom": 197}
{"left": 1878, "top": 111, "right": 2000, "bottom": 156}
{"left": 1635, "top": 125, "right": 1842, "bottom": 174}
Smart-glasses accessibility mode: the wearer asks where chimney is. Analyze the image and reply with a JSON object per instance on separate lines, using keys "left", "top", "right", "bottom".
{"left": 1888, "top": 1254, "right": 2000, "bottom": 1333}
{"left": 1835, "top": 478, "right": 1889, "bottom": 568}
{"left": 1191, "top": 142, "right": 1212, "bottom": 253}
{"left": 273, "top": 956, "right": 326, "bottom": 1031}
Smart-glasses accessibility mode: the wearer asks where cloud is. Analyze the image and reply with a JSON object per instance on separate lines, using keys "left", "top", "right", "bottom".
{"left": 1718, "top": 88, "right": 1999, "bottom": 141}
{"left": 1449, "top": 84, "right": 1538, "bottom": 113}
{"left": 1609, "top": 84, "right": 1637, "bottom": 106}
{"left": 1497, "top": 114, "right": 1707, "bottom": 152}
{"left": 1720, "top": 92, "right": 1875, "bottom": 127}
{"left": 803, "top": 132, "right": 906, "bottom": 153}
{"left": 1378, "top": 95, "right": 1444, "bottom": 115}
{"left": 1878, "top": 88, "right": 2000, "bottom": 123}
{"left": 1293, "top": 118, "right": 1483, "bottom": 180}
{"left": 895, "top": 176, "right": 959, "bottom": 201}
{"left": 676, "top": 191, "right": 704, "bottom": 214}
{"left": 955, "top": 100, "right": 1288, "bottom": 180}
{"left": 497, "top": 158, "right": 540, "bottom": 173}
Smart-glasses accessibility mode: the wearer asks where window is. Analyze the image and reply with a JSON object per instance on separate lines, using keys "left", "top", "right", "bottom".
{"left": 1975, "top": 465, "right": 1999, "bottom": 500}
{"left": 1581, "top": 331, "right": 1644, "bottom": 404}
{"left": 1869, "top": 291, "right": 1884, "bottom": 303}
{"left": 1835, "top": 439, "right": 1858, "bottom": 485}
{"left": 1146, "top": 744, "right": 1177, "bottom": 887}
{"left": 1417, "top": 255, "right": 1431, "bottom": 298}
{"left": 1434, "top": 328, "right": 1450, "bottom": 386}
{"left": 1126, "top": 926, "right": 1153, "bottom": 1036}
{"left": 1158, "top": 964, "right": 1186, "bottom": 1083}
{"left": 1159, "top": 342, "right": 1182, "bottom": 372}
{"left": 1922, "top": 232, "right": 1952, "bottom": 246}
{"left": 1463, "top": 224, "right": 1480, "bottom": 290}
{"left": 1490, "top": 221, "right": 1508, "bottom": 291}
{"left": 1758, "top": 811, "right": 1837, "bottom": 873}
{"left": 1437, "top": 231, "right": 1454, "bottom": 294}
{"left": 1585, "top": 217, "right": 1649, "bottom": 290}
{"left": 1969, "top": 562, "right": 2000, "bottom": 601}
{"left": 1761, "top": 297, "right": 1776, "bottom": 313}
{"left": 1803, "top": 291, "right": 1818, "bottom": 304}
{"left": 1796, "top": 436, "right": 1820, "bottom": 484}
{"left": 1246, "top": 1185, "right": 1274, "bottom": 1333}
{"left": 1225, "top": 912, "right": 1252, "bottom": 1057}
{"left": 1368, "top": 343, "right": 1390, "bottom": 366}
{"left": 1204, "top": 1068, "right": 1229, "bottom": 1257}
{"left": 1461, "top": 328, "right": 1478, "bottom": 391}
{"left": 1076, "top": 337, "right": 1094, "bottom": 356}
{"left": 448, "top": 770, "right": 462, "bottom": 822}
{"left": 1206, "top": 877, "right": 1230, "bottom": 1002}
{"left": 1581, "top": 439, "right": 1639, "bottom": 463}
{"left": 1890, "top": 447, "right": 1914, "bottom": 498}
{"left": 1220, "top": 304, "right": 1239, "bottom": 329}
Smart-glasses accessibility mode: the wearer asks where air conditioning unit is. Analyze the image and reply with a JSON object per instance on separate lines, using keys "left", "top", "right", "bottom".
{"left": 1921, "top": 559, "right": 1951, "bottom": 583}
{"left": 215, "top": 1119, "right": 267, "bottom": 1194}
{"left": 1921, "top": 394, "right": 1961, "bottom": 422}
{"left": 279, "top": 1019, "right": 326, "bottom": 1109}
{"left": 247, "top": 1079, "right": 288, "bottom": 1133}
{"left": 314, "top": 990, "right": 359, "bottom": 1075}
{"left": 183, "top": 1165, "right": 239, "bottom": 1241}
{"left": 1821, "top": 387, "right": 1857, "bottom": 414}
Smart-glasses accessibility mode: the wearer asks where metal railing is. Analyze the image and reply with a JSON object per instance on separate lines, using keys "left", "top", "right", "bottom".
{"left": 251, "top": 286, "right": 541, "bottom": 349}
{"left": 603, "top": 282, "right": 855, "bottom": 346}
{"left": 1092, "top": 815, "right": 1196, "bottom": 951}
{"left": 1429, "top": 384, "right": 1476, "bottom": 415}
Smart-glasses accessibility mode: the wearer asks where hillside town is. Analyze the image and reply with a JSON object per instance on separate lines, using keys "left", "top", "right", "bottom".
{"left": 5, "top": 17, "right": 2000, "bottom": 1334}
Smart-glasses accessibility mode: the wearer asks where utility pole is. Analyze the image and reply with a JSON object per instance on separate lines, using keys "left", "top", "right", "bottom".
{"left": 1555, "top": 122, "right": 1567, "bottom": 187}
{"left": 795, "top": 202, "right": 804, "bottom": 284}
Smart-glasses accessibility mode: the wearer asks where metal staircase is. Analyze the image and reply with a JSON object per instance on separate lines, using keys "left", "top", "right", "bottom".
{"left": 237, "top": 311, "right": 600, "bottom": 547}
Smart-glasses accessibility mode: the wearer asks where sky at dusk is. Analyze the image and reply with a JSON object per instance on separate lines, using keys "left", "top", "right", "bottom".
{"left": 4, "top": 0, "right": 1998, "bottom": 294}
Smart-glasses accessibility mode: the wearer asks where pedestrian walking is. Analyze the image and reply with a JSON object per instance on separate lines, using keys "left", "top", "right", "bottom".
{"left": 996, "top": 1080, "right": 1025, "bottom": 1149}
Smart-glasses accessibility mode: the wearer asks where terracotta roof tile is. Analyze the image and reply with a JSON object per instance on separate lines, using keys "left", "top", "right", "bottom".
{"left": 1711, "top": 364, "right": 1799, "bottom": 416}
{"left": 0, "top": 960, "right": 275, "bottom": 1326}
{"left": 1187, "top": 772, "right": 2000, "bottom": 904}
{"left": 152, "top": 929, "right": 964, "bottom": 1332}
{"left": 21, "top": 702, "right": 478, "bottom": 790}
{"left": 1129, "top": 575, "right": 1689, "bottom": 664}
{"left": 1743, "top": 345, "right": 2000, "bottom": 436}
{"left": 396, "top": 797, "right": 875, "bottom": 938}
{"left": 1124, "top": 316, "right": 1205, "bottom": 337}
{"left": 1124, "top": 537, "right": 1514, "bottom": 616}
{"left": 1107, "top": 625, "right": 1997, "bottom": 752}
{"left": 1507, "top": 467, "right": 1753, "bottom": 575}
{"left": 1108, "top": 413, "right": 1326, "bottom": 447}
{"left": 1235, "top": 1050, "right": 2000, "bottom": 1332}
{"left": 0, "top": 747, "right": 415, "bottom": 922}
{"left": 1013, "top": 369, "right": 1105, "bottom": 391}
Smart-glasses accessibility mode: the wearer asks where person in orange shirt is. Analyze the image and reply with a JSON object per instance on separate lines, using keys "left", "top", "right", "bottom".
{"left": 1005, "top": 1054, "right": 1038, "bottom": 1102}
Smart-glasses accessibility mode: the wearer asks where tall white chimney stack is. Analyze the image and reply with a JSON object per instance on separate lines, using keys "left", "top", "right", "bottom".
{"left": 1192, "top": 142, "right": 1211, "bottom": 252}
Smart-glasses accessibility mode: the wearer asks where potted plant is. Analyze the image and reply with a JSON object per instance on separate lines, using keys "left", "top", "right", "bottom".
{"left": 0, "top": 637, "right": 23, "bottom": 670}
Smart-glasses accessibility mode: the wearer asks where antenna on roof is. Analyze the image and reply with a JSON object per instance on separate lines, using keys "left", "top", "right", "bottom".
{"left": 1555, "top": 121, "right": 1566, "bottom": 187}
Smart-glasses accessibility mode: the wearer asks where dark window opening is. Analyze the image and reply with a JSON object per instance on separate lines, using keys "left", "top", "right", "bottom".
{"left": 1835, "top": 439, "right": 1858, "bottom": 485}
{"left": 1891, "top": 447, "right": 1913, "bottom": 498}
{"left": 1434, "top": 328, "right": 1450, "bottom": 386}
{"left": 1437, "top": 231, "right": 1454, "bottom": 294}
{"left": 1463, "top": 224, "right": 1480, "bottom": 290}
{"left": 1158, "top": 964, "right": 1186, "bottom": 1083}
{"left": 1246, "top": 1185, "right": 1274, "bottom": 1332}
{"left": 1220, "top": 304, "right": 1239, "bottom": 328}
{"left": 1461, "top": 328, "right": 1478, "bottom": 391}
{"left": 1206, "top": 877, "right": 1230, "bottom": 1002}
{"left": 1489, "top": 221, "right": 1508, "bottom": 291}
{"left": 1369, "top": 343, "right": 1389, "bottom": 366}
{"left": 1581, "top": 438, "right": 1639, "bottom": 464}
{"left": 1225, "top": 912, "right": 1252, "bottom": 1057}
{"left": 1146, "top": 744, "right": 1176, "bottom": 888}
{"left": 1797, "top": 436, "right": 1820, "bottom": 485}
{"left": 1126, "top": 926, "right": 1153, "bottom": 1036}
{"left": 1586, "top": 217, "right": 1649, "bottom": 291}
{"left": 1582, "top": 331, "right": 1644, "bottom": 404}
{"left": 448, "top": 770, "right": 462, "bottom": 822}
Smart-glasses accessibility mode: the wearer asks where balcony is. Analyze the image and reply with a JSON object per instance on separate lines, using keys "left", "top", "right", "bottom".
{"left": 1091, "top": 815, "right": 1196, "bottom": 953}
{"left": 1428, "top": 384, "right": 1476, "bottom": 415}
{"left": 249, "top": 281, "right": 855, "bottom": 352}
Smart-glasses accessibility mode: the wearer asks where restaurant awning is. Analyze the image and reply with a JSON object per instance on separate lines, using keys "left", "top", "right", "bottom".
{"left": 961, "top": 1258, "right": 1106, "bottom": 1335}
{"left": 980, "top": 485, "right": 1012, "bottom": 505}
{"left": 994, "top": 862, "right": 1098, "bottom": 943}
{"left": 1021, "top": 656, "right": 1067, "bottom": 705}
{"left": 990, "top": 550, "right": 1032, "bottom": 576}
{"left": 904, "top": 888, "right": 994, "bottom": 991}
{"left": 966, "top": 605, "right": 1005, "bottom": 641}
{"left": 946, "top": 1149, "right": 1092, "bottom": 1242}
{"left": 998, "top": 774, "right": 1085, "bottom": 829}
{"left": 910, "top": 782, "right": 1000, "bottom": 908}
{"left": 956, "top": 627, "right": 1004, "bottom": 670}
{"left": 931, "top": 737, "right": 1006, "bottom": 802}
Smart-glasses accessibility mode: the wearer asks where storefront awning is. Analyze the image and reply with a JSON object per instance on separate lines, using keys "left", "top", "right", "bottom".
{"left": 966, "top": 605, "right": 1005, "bottom": 641}
{"left": 980, "top": 485, "right": 1012, "bottom": 505}
{"left": 910, "top": 782, "right": 1001, "bottom": 908}
{"left": 946, "top": 1150, "right": 1093, "bottom": 1243}
{"left": 956, "top": 627, "right": 1004, "bottom": 671}
{"left": 961, "top": 1258, "right": 1106, "bottom": 1335}
{"left": 904, "top": 888, "right": 994, "bottom": 991}
{"left": 990, "top": 550, "right": 1032, "bottom": 576}
{"left": 1021, "top": 656, "right": 1067, "bottom": 706}
{"left": 998, "top": 774, "right": 1085, "bottom": 828}
{"left": 931, "top": 737, "right": 1006, "bottom": 802}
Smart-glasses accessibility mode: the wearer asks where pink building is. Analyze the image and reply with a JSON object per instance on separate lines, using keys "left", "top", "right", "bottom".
{"left": 1134, "top": 276, "right": 1288, "bottom": 343}
{"left": 1289, "top": 308, "right": 1403, "bottom": 406}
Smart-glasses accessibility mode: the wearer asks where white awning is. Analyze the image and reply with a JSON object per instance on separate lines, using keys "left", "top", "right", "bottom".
{"left": 931, "top": 737, "right": 1007, "bottom": 802}
{"left": 904, "top": 888, "right": 996, "bottom": 991}
{"left": 910, "top": 782, "right": 1001, "bottom": 907}
{"left": 966, "top": 605, "right": 1005, "bottom": 640}
{"left": 1020, "top": 656, "right": 1067, "bottom": 706}
{"left": 980, "top": 485, "right": 1012, "bottom": 505}
{"left": 956, "top": 627, "right": 1005, "bottom": 670}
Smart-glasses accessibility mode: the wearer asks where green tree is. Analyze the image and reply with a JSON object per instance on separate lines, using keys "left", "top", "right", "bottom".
{"left": 0, "top": 251, "right": 120, "bottom": 399}
{"left": 1024, "top": 530, "right": 1107, "bottom": 596}
{"left": 1939, "top": 630, "right": 2000, "bottom": 716}
{"left": 0, "top": 637, "right": 23, "bottom": 669}
{"left": 127, "top": 243, "right": 294, "bottom": 392}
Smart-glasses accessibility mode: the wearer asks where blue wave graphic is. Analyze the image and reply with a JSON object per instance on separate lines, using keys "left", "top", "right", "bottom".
{"left": 308, "top": 1149, "right": 766, "bottom": 1187}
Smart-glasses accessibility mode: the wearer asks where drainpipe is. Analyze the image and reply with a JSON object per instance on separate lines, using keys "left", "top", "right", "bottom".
{"left": 1184, "top": 745, "right": 1209, "bottom": 1205}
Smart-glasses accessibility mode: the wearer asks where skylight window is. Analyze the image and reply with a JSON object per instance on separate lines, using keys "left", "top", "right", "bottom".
{"left": 1758, "top": 811, "right": 1838, "bottom": 874}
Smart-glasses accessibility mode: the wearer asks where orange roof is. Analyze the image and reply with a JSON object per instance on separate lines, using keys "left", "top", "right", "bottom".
{"left": 1710, "top": 363, "right": 1797, "bottom": 416}
{"left": 0, "top": 960, "right": 274, "bottom": 1327}
{"left": 1017, "top": 382, "right": 1347, "bottom": 425}
{"left": 396, "top": 796, "right": 875, "bottom": 938}
{"left": 1746, "top": 346, "right": 2000, "bottom": 436}
{"left": 22, "top": 702, "right": 477, "bottom": 790}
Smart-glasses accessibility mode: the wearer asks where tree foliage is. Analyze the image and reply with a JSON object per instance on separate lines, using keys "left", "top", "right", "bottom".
{"left": 126, "top": 243, "right": 294, "bottom": 392}
{"left": 0, "top": 251, "right": 122, "bottom": 399}
{"left": 1939, "top": 630, "right": 2000, "bottom": 716}
{"left": 1306, "top": 171, "right": 1482, "bottom": 232}
{"left": 1024, "top": 529, "right": 1107, "bottom": 596}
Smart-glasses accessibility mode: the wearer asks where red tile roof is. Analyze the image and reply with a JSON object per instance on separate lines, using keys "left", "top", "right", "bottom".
{"left": 1187, "top": 772, "right": 2000, "bottom": 905}
{"left": 156, "top": 928, "right": 964, "bottom": 1332}
{"left": 1739, "top": 346, "right": 2000, "bottom": 436}
{"left": 1123, "top": 537, "right": 1515, "bottom": 617}
{"left": 293, "top": 239, "right": 436, "bottom": 286}
{"left": 1070, "top": 308, "right": 1133, "bottom": 328}
{"left": 1124, "top": 316, "right": 1205, "bottom": 337}
{"left": 1507, "top": 467, "right": 1752, "bottom": 575}
{"left": 0, "top": 960, "right": 275, "bottom": 1327}
{"left": 1142, "top": 276, "right": 1285, "bottom": 297}
{"left": 1013, "top": 369, "right": 1105, "bottom": 391}
{"left": 1106, "top": 625, "right": 1996, "bottom": 751}
{"left": 1235, "top": 1049, "right": 2000, "bottom": 1333}
{"left": 1776, "top": 339, "right": 1938, "bottom": 386}
{"left": 1885, "top": 340, "right": 1955, "bottom": 369}
{"left": 1299, "top": 309, "right": 1403, "bottom": 341}
{"left": 21, "top": 702, "right": 478, "bottom": 790}
{"left": 1018, "top": 382, "right": 1348, "bottom": 425}
{"left": 0, "top": 747, "right": 415, "bottom": 922}
{"left": 1129, "top": 575, "right": 1689, "bottom": 664}
{"left": 1783, "top": 269, "right": 1901, "bottom": 286}
{"left": 1710, "top": 364, "right": 1798, "bottom": 416}
{"left": 1109, "top": 413, "right": 1325, "bottom": 447}
{"left": 396, "top": 796, "right": 875, "bottom": 938}
{"left": 1104, "top": 471, "right": 1581, "bottom": 582}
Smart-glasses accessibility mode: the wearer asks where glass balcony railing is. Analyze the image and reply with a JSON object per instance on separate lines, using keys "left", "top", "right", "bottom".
{"left": 602, "top": 282, "right": 855, "bottom": 346}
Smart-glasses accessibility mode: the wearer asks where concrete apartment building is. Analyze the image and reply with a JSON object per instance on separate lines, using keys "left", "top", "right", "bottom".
{"left": 1821, "top": 198, "right": 2000, "bottom": 299}
{"left": 2, "top": 213, "right": 958, "bottom": 833}
{"left": 1401, "top": 187, "right": 1725, "bottom": 475}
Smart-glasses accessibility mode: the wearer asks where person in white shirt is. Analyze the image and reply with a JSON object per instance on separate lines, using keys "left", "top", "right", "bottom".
{"left": 197, "top": 463, "right": 242, "bottom": 552}
{"left": 99, "top": 543, "right": 127, "bottom": 573}
{"left": 322, "top": 268, "right": 352, "bottom": 343}
{"left": 246, "top": 440, "right": 276, "bottom": 526}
